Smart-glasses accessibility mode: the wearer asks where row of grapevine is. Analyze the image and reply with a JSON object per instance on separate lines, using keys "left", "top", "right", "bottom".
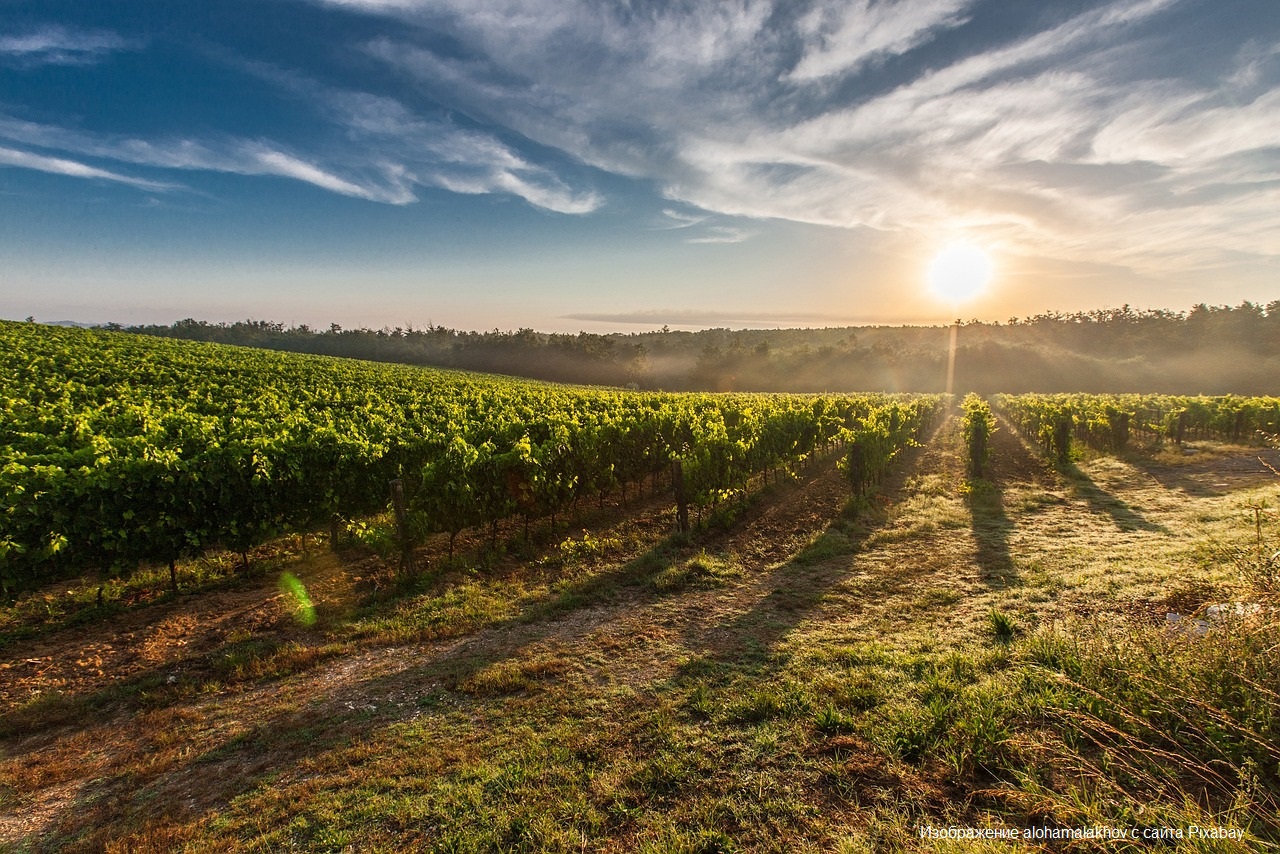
{"left": 411, "top": 395, "right": 942, "bottom": 550}
{"left": 994, "top": 395, "right": 1075, "bottom": 463}
{"left": 1, "top": 321, "right": 941, "bottom": 591}
{"left": 961, "top": 394, "right": 996, "bottom": 478}
{"left": 838, "top": 398, "right": 941, "bottom": 495}
{"left": 993, "top": 393, "right": 1280, "bottom": 463}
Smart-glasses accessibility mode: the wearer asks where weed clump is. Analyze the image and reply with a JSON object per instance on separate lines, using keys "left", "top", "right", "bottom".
{"left": 556, "top": 530, "right": 623, "bottom": 565}
{"left": 815, "top": 705, "right": 856, "bottom": 734}
{"left": 986, "top": 608, "right": 1018, "bottom": 644}
{"left": 651, "top": 551, "right": 739, "bottom": 593}
{"left": 1010, "top": 613, "right": 1280, "bottom": 838}
{"left": 1216, "top": 501, "right": 1280, "bottom": 595}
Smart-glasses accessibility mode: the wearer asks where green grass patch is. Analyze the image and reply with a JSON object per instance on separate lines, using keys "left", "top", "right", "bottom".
{"left": 652, "top": 551, "right": 741, "bottom": 593}
{"left": 794, "top": 530, "right": 857, "bottom": 565}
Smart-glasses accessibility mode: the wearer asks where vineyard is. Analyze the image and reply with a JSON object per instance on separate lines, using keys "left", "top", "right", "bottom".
{"left": 0, "top": 321, "right": 942, "bottom": 593}
{"left": 994, "top": 392, "right": 1280, "bottom": 463}
{"left": 3, "top": 322, "right": 1279, "bottom": 851}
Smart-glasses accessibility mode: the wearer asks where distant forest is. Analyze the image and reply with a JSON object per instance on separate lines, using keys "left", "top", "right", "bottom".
{"left": 109, "top": 302, "right": 1280, "bottom": 394}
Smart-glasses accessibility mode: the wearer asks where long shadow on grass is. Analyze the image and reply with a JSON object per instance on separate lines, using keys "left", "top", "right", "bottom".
{"left": 1125, "top": 447, "right": 1280, "bottom": 498}
{"left": 964, "top": 482, "right": 1016, "bottom": 586}
{"left": 671, "top": 417, "right": 951, "bottom": 668}
{"left": 1065, "top": 464, "right": 1168, "bottom": 533}
{"left": 2, "top": 564, "right": 680, "bottom": 848}
{"left": 0, "top": 521, "right": 700, "bottom": 738}
{"left": 1, "top": 473, "right": 837, "bottom": 847}
{"left": 0, "top": 433, "right": 947, "bottom": 849}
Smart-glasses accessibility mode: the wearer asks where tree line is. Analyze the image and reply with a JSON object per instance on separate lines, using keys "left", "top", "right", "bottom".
{"left": 105, "top": 301, "right": 1280, "bottom": 394}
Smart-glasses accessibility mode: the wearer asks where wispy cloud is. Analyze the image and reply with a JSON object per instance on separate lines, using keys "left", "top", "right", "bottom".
{"left": 0, "top": 25, "right": 137, "bottom": 67}
{"left": 0, "top": 145, "right": 176, "bottom": 191}
{"left": 314, "top": 0, "right": 1277, "bottom": 272}
{"left": 657, "top": 209, "right": 708, "bottom": 229}
{"left": 6, "top": 0, "right": 1276, "bottom": 277}
{"left": 0, "top": 115, "right": 415, "bottom": 203}
{"left": 787, "top": 0, "right": 973, "bottom": 81}
{"left": 204, "top": 56, "right": 604, "bottom": 212}
{"left": 249, "top": 147, "right": 412, "bottom": 202}
{"left": 654, "top": 208, "right": 755, "bottom": 244}
{"left": 685, "top": 226, "right": 755, "bottom": 245}
{"left": 0, "top": 59, "right": 601, "bottom": 213}
{"left": 234, "top": 60, "right": 603, "bottom": 213}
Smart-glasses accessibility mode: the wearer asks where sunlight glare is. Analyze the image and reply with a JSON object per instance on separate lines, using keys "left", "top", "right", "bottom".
{"left": 927, "top": 243, "right": 993, "bottom": 305}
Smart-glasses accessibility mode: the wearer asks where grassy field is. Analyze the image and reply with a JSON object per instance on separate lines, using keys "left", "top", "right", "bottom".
{"left": 2, "top": 413, "right": 1278, "bottom": 852}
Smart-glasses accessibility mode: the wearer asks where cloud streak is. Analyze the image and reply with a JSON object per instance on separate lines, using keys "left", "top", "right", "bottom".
{"left": 0, "top": 66, "right": 602, "bottom": 213}
{"left": 0, "top": 116, "right": 415, "bottom": 203}
{"left": 230, "top": 59, "right": 601, "bottom": 212}
{"left": 0, "top": 145, "right": 175, "bottom": 191}
{"left": 685, "top": 226, "right": 756, "bottom": 245}
{"left": 0, "top": 25, "right": 137, "bottom": 66}
{"left": 787, "top": 0, "right": 973, "bottom": 81}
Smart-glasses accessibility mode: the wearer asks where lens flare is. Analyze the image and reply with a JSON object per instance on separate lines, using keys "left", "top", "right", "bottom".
{"left": 279, "top": 572, "right": 316, "bottom": 626}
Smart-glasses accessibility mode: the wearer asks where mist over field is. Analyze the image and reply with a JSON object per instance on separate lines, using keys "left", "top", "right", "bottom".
{"left": 114, "top": 301, "right": 1280, "bottom": 394}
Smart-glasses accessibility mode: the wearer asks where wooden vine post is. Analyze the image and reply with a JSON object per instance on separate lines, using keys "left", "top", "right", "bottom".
{"left": 389, "top": 478, "right": 418, "bottom": 575}
{"left": 672, "top": 460, "right": 689, "bottom": 533}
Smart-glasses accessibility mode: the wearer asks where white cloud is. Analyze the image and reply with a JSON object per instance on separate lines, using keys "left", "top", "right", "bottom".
{"left": 207, "top": 58, "right": 603, "bottom": 213}
{"left": 652, "top": 208, "right": 757, "bottom": 243}
{"left": 787, "top": 0, "right": 973, "bottom": 81}
{"left": 248, "top": 147, "right": 416, "bottom": 203}
{"left": 686, "top": 226, "right": 756, "bottom": 245}
{"left": 658, "top": 209, "right": 708, "bottom": 229}
{"left": 0, "top": 37, "right": 603, "bottom": 213}
{"left": 490, "top": 170, "right": 600, "bottom": 214}
{"left": 1093, "top": 87, "right": 1280, "bottom": 169}
{"left": 0, "top": 115, "right": 417, "bottom": 203}
{"left": 328, "top": 0, "right": 1278, "bottom": 272}
{"left": 0, "top": 25, "right": 136, "bottom": 66}
{"left": 0, "top": 146, "right": 176, "bottom": 191}
{"left": 0, "top": 85, "right": 600, "bottom": 213}
{"left": 327, "top": 0, "right": 773, "bottom": 75}
{"left": 13, "top": 0, "right": 1274, "bottom": 273}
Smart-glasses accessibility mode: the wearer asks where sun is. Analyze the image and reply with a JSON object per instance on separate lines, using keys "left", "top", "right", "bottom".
{"left": 927, "top": 242, "right": 993, "bottom": 304}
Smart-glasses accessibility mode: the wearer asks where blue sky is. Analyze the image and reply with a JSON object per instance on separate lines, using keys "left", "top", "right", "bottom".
{"left": 1, "top": 0, "right": 1277, "bottom": 331}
